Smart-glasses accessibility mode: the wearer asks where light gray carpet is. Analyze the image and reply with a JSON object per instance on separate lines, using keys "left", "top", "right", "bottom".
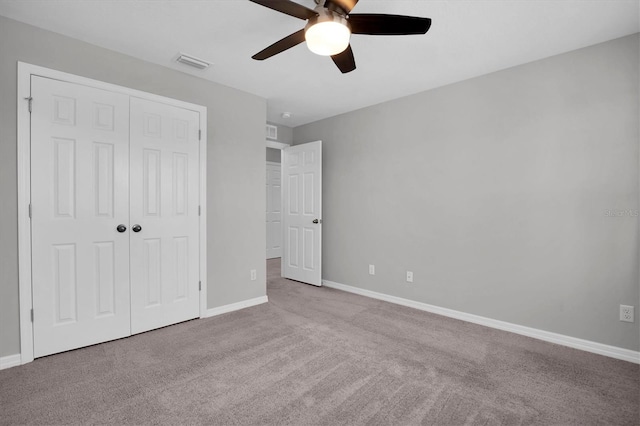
{"left": 1, "top": 258, "right": 638, "bottom": 425}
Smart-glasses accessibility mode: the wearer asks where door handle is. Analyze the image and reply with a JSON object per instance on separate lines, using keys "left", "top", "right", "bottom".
{"left": 313, "top": 219, "right": 322, "bottom": 224}
{"left": 132, "top": 224, "right": 142, "bottom": 233}
{"left": 116, "top": 224, "right": 127, "bottom": 233}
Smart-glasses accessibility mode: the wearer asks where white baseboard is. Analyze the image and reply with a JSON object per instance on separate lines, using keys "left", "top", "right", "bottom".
{"left": 323, "top": 280, "right": 640, "bottom": 364}
{"left": 204, "top": 295, "right": 268, "bottom": 318}
{"left": 1, "top": 296, "right": 269, "bottom": 371}
{"left": 0, "top": 354, "right": 22, "bottom": 370}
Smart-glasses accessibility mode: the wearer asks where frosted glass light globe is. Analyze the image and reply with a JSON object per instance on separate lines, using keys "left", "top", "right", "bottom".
{"left": 305, "top": 20, "right": 351, "bottom": 56}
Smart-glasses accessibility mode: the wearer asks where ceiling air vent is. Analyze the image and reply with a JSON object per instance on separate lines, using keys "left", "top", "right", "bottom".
{"left": 176, "top": 53, "right": 211, "bottom": 70}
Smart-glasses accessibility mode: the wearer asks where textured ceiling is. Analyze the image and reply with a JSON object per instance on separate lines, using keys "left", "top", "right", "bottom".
{"left": 0, "top": 0, "right": 638, "bottom": 127}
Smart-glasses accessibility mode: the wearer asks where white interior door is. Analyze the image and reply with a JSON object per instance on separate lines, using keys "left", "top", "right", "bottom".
{"left": 129, "top": 97, "right": 201, "bottom": 334}
{"left": 282, "top": 141, "right": 322, "bottom": 286}
{"left": 266, "top": 162, "right": 282, "bottom": 259}
{"left": 31, "top": 76, "right": 131, "bottom": 357}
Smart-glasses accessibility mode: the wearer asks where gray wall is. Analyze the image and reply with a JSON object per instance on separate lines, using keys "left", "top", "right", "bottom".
{"left": 0, "top": 16, "right": 267, "bottom": 357}
{"left": 266, "top": 148, "right": 281, "bottom": 163}
{"left": 265, "top": 122, "right": 293, "bottom": 163}
{"left": 267, "top": 122, "right": 293, "bottom": 145}
{"left": 294, "top": 34, "right": 640, "bottom": 351}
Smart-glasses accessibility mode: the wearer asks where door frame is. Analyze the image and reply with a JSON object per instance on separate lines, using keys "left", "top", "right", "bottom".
{"left": 16, "top": 62, "right": 208, "bottom": 365}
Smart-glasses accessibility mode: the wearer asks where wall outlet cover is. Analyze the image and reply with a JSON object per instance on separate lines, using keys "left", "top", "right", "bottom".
{"left": 406, "top": 271, "right": 413, "bottom": 283}
{"left": 620, "top": 305, "right": 634, "bottom": 322}
{"left": 250, "top": 269, "right": 257, "bottom": 281}
{"left": 369, "top": 264, "right": 375, "bottom": 275}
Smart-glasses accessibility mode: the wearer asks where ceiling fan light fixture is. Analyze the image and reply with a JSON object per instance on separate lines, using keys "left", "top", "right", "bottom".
{"left": 249, "top": 0, "right": 432, "bottom": 74}
{"left": 304, "top": 11, "right": 351, "bottom": 56}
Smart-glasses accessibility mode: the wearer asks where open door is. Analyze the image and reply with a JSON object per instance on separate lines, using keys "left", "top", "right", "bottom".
{"left": 282, "top": 141, "right": 322, "bottom": 286}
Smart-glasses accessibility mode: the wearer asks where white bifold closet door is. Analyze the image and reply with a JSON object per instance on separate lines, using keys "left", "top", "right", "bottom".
{"left": 266, "top": 163, "right": 282, "bottom": 259}
{"left": 31, "top": 76, "right": 200, "bottom": 358}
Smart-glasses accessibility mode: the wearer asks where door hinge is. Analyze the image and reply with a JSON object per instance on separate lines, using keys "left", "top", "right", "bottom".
{"left": 198, "top": 205, "right": 201, "bottom": 216}
{"left": 198, "top": 281, "right": 201, "bottom": 291}
{"left": 28, "top": 203, "right": 32, "bottom": 219}
{"left": 198, "top": 129, "right": 201, "bottom": 141}
{"left": 30, "top": 309, "right": 34, "bottom": 322}
{"left": 25, "top": 97, "right": 33, "bottom": 113}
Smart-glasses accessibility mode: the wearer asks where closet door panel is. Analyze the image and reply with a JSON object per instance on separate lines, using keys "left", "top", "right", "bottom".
{"left": 129, "top": 97, "right": 200, "bottom": 334}
{"left": 31, "top": 76, "right": 131, "bottom": 357}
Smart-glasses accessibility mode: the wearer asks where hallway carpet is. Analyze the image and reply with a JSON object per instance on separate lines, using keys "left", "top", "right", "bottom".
{"left": 1, "top": 259, "right": 638, "bottom": 425}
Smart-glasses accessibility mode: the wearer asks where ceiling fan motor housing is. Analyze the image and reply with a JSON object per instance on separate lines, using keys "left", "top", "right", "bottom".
{"left": 305, "top": 6, "right": 350, "bottom": 31}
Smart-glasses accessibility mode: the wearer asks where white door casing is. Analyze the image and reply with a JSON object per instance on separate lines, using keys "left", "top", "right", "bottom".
{"left": 266, "top": 162, "right": 282, "bottom": 259}
{"left": 129, "top": 97, "right": 201, "bottom": 334}
{"left": 30, "top": 76, "right": 132, "bottom": 357}
{"left": 282, "top": 141, "right": 322, "bottom": 286}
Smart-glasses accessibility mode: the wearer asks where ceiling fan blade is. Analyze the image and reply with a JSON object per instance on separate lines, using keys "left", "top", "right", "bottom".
{"left": 348, "top": 14, "right": 432, "bottom": 35}
{"left": 324, "top": 0, "right": 359, "bottom": 14}
{"left": 331, "top": 44, "right": 356, "bottom": 74}
{"left": 252, "top": 29, "right": 306, "bottom": 60}
{"left": 249, "top": 0, "right": 318, "bottom": 20}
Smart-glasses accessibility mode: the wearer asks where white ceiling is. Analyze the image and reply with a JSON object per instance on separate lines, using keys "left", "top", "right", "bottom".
{"left": 0, "top": 0, "right": 638, "bottom": 127}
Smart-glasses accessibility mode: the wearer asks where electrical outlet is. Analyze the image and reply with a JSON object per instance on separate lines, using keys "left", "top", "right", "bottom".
{"left": 250, "top": 269, "right": 257, "bottom": 281}
{"left": 406, "top": 271, "right": 413, "bottom": 283}
{"left": 620, "top": 305, "right": 634, "bottom": 323}
{"left": 369, "top": 264, "right": 375, "bottom": 275}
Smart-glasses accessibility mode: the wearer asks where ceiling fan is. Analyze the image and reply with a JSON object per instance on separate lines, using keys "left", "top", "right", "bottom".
{"left": 249, "top": 0, "right": 432, "bottom": 74}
